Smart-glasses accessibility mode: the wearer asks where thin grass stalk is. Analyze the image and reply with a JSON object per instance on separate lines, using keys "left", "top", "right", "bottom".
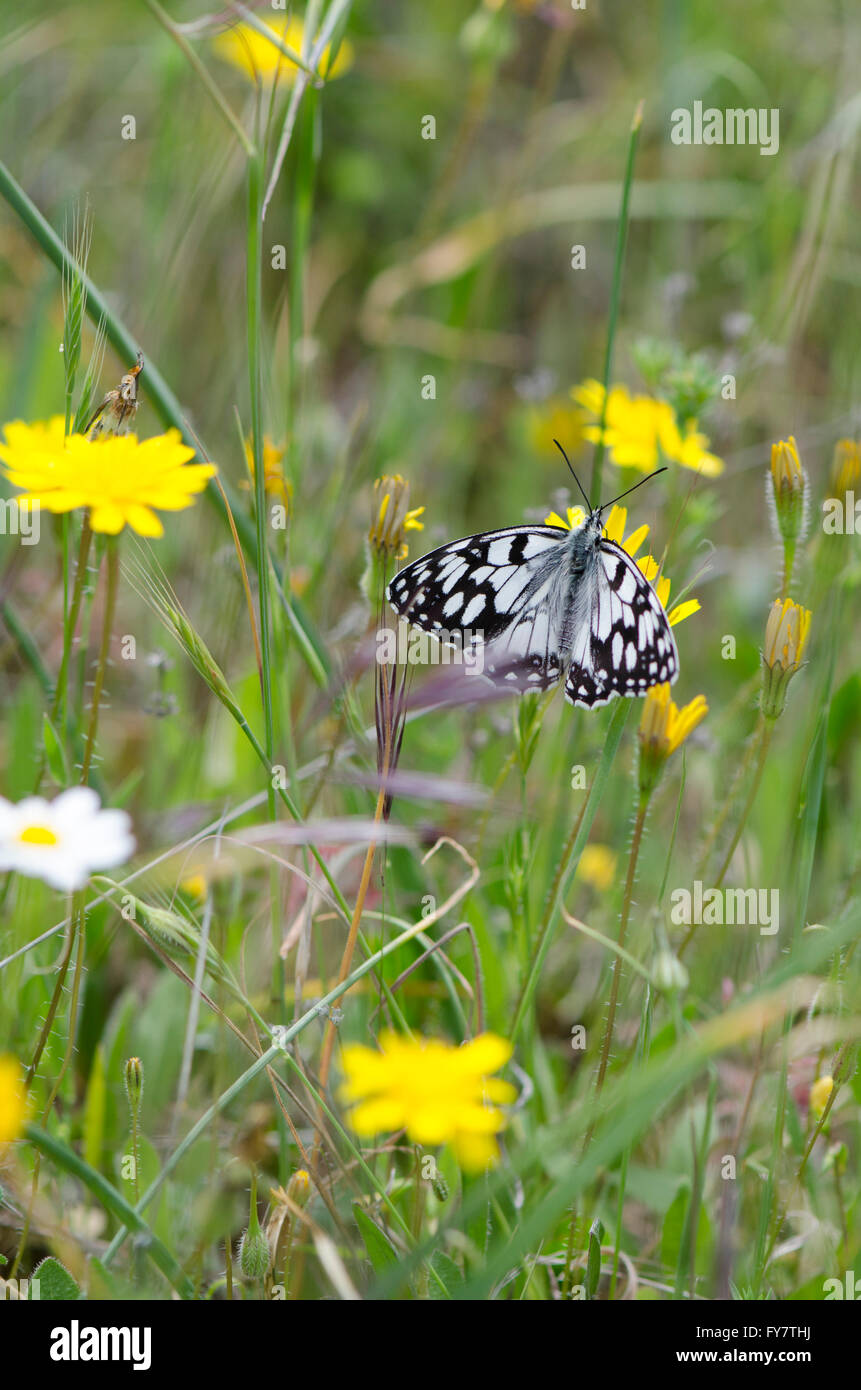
{"left": 590, "top": 101, "right": 644, "bottom": 503}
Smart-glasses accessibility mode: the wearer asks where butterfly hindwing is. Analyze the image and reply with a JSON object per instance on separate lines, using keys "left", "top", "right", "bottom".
{"left": 563, "top": 539, "right": 678, "bottom": 709}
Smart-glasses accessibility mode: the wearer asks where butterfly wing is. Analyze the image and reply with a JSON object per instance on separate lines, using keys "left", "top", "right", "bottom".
{"left": 387, "top": 525, "right": 569, "bottom": 691}
{"left": 564, "top": 539, "right": 679, "bottom": 709}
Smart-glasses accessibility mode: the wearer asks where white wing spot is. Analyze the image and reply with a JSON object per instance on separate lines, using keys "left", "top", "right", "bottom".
{"left": 462, "top": 594, "right": 486, "bottom": 625}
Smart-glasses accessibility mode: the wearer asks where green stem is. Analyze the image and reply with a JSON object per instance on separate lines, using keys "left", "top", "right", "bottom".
{"left": 680, "top": 718, "right": 772, "bottom": 958}
{"left": 590, "top": 791, "right": 649, "bottom": 1111}
{"left": 53, "top": 515, "right": 92, "bottom": 740}
{"left": 590, "top": 102, "right": 644, "bottom": 504}
{"left": 510, "top": 699, "right": 630, "bottom": 1044}
{"left": 81, "top": 536, "right": 119, "bottom": 784}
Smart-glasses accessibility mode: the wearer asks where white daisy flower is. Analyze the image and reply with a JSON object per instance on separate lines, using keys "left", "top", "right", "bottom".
{"left": 0, "top": 787, "right": 135, "bottom": 892}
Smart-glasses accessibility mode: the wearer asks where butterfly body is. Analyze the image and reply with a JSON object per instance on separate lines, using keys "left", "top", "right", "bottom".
{"left": 387, "top": 506, "right": 678, "bottom": 709}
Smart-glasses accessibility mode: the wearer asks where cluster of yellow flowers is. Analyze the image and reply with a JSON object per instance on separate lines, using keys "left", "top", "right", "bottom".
{"left": 529, "top": 379, "right": 725, "bottom": 478}
{"left": 575, "top": 380, "right": 725, "bottom": 477}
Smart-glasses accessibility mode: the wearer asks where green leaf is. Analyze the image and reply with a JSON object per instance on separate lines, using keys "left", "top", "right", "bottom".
{"left": 353, "top": 1204, "right": 400, "bottom": 1278}
{"left": 41, "top": 713, "right": 68, "bottom": 787}
{"left": 585, "top": 1218, "right": 604, "bottom": 1300}
{"left": 82, "top": 1044, "right": 106, "bottom": 1174}
{"left": 428, "top": 1250, "right": 461, "bottom": 1300}
{"left": 32, "top": 1257, "right": 81, "bottom": 1300}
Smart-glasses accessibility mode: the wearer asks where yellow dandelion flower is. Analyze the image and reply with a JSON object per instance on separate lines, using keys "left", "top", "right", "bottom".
{"left": 369, "top": 474, "right": 424, "bottom": 559}
{"left": 638, "top": 683, "right": 708, "bottom": 794}
{"left": 763, "top": 598, "right": 811, "bottom": 672}
{"left": 576, "top": 844, "right": 617, "bottom": 891}
{"left": 544, "top": 503, "right": 699, "bottom": 627}
{"left": 810, "top": 1075, "right": 834, "bottom": 1121}
{"left": 213, "top": 16, "right": 353, "bottom": 85}
{"left": 635, "top": 554, "right": 701, "bottom": 627}
{"left": 0, "top": 418, "right": 216, "bottom": 538}
{"left": 180, "top": 873, "right": 207, "bottom": 902}
{"left": 760, "top": 598, "right": 811, "bottom": 721}
{"left": 573, "top": 380, "right": 724, "bottom": 476}
{"left": 243, "top": 435, "right": 292, "bottom": 508}
{"left": 527, "top": 397, "right": 586, "bottom": 460}
{"left": 339, "top": 1031, "right": 516, "bottom": 1173}
{"left": 0, "top": 1055, "right": 26, "bottom": 1145}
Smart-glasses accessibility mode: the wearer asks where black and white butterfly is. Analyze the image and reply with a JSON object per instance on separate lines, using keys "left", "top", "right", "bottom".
{"left": 386, "top": 451, "right": 679, "bottom": 710}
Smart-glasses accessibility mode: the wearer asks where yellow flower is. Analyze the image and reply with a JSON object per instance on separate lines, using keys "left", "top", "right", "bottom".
{"left": 369, "top": 474, "right": 425, "bottom": 559}
{"left": 180, "top": 873, "right": 208, "bottom": 901}
{"left": 0, "top": 418, "right": 216, "bottom": 538}
{"left": 243, "top": 435, "right": 292, "bottom": 508}
{"left": 526, "top": 397, "right": 586, "bottom": 459}
{"left": 339, "top": 1031, "right": 516, "bottom": 1173}
{"left": 810, "top": 1075, "right": 834, "bottom": 1121}
{"left": 213, "top": 16, "right": 353, "bottom": 85}
{"left": 287, "top": 1168, "right": 311, "bottom": 1205}
{"left": 763, "top": 598, "right": 811, "bottom": 672}
{"left": 638, "top": 683, "right": 708, "bottom": 794}
{"left": 760, "top": 598, "right": 811, "bottom": 721}
{"left": 830, "top": 439, "right": 861, "bottom": 498}
{"left": 635, "top": 554, "right": 701, "bottom": 627}
{"left": 544, "top": 503, "right": 700, "bottom": 627}
{"left": 574, "top": 379, "right": 724, "bottom": 477}
{"left": 0, "top": 1056, "right": 26, "bottom": 1145}
{"left": 576, "top": 844, "right": 617, "bottom": 891}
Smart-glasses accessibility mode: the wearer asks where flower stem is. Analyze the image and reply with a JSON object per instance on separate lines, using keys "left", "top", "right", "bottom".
{"left": 45, "top": 515, "right": 92, "bottom": 764}
{"left": 780, "top": 540, "right": 795, "bottom": 601}
{"left": 590, "top": 791, "right": 649, "bottom": 1109}
{"left": 81, "top": 535, "right": 119, "bottom": 784}
{"left": 510, "top": 699, "right": 630, "bottom": 1044}
{"left": 681, "top": 720, "right": 772, "bottom": 958}
{"left": 717, "top": 722, "right": 772, "bottom": 884}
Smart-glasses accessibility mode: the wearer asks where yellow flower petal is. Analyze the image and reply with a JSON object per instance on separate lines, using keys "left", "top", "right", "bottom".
{"left": 668, "top": 598, "right": 701, "bottom": 626}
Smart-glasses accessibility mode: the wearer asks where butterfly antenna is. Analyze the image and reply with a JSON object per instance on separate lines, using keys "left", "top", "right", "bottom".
{"left": 599, "top": 466, "right": 668, "bottom": 514}
{"left": 553, "top": 439, "right": 592, "bottom": 511}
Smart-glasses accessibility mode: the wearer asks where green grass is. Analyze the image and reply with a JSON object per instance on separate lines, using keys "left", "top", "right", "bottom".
{"left": 0, "top": 0, "right": 859, "bottom": 1303}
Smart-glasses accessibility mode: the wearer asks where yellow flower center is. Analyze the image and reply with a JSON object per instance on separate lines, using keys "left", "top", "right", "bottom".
{"left": 18, "top": 824, "right": 59, "bottom": 847}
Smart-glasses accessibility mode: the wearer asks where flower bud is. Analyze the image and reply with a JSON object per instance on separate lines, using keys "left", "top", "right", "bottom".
{"left": 769, "top": 436, "right": 807, "bottom": 545}
{"left": 760, "top": 599, "right": 811, "bottom": 721}
{"left": 239, "top": 1173, "right": 270, "bottom": 1281}
{"left": 123, "top": 1057, "right": 144, "bottom": 1112}
{"left": 652, "top": 950, "right": 689, "bottom": 994}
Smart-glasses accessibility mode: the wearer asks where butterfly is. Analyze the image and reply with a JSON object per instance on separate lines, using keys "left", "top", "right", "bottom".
{"left": 386, "top": 447, "right": 679, "bottom": 710}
